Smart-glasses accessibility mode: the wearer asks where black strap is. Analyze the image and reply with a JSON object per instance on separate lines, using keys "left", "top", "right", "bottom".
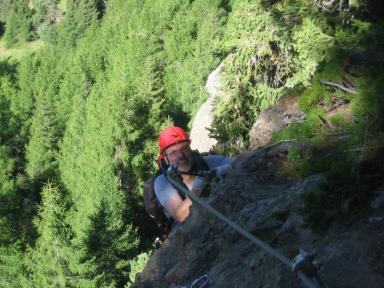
{"left": 158, "top": 152, "right": 210, "bottom": 200}
{"left": 159, "top": 157, "right": 187, "bottom": 200}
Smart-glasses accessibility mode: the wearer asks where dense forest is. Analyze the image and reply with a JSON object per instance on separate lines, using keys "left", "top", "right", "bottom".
{"left": 0, "top": 0, "right": 383, "bottom": 287}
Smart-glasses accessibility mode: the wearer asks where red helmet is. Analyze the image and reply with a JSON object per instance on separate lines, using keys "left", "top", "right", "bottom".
{"left": 159, "top": 126, "right": 191, "bottom": 156}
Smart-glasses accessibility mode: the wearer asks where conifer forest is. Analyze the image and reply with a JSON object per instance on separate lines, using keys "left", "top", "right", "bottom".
{"left": 0, "top": 0, "right": 383, "bottom": 287}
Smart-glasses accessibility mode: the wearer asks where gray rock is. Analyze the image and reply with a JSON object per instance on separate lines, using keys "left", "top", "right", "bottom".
{"left": 289, "top": 174, "right": 328, "bottom": 197}
{"left": 190, "top": 63, "right": 225, "bottom": 153}
{"left": 370, "top": 191, "right": 384, "bottom": 209}
{"left": 249, "top": 97, "right": 306, "bottom": 149}
{"left": 368, "top": 217, "right": 384, "bottom": 223}
{"left": 134, "top": 150, "right": 384, "bottom": 288}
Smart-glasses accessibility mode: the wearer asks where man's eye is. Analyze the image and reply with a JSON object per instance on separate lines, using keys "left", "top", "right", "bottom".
{"left": 167, "top": 146, "right": 189, "bottom": 157}
{"left": 181, "top": 146, "right": 190, "bottom": 153}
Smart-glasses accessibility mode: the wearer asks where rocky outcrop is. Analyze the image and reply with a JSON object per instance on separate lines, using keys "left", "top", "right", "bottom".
{"left": 133, "top": 144, "right": 384, "bottom": 288}
{"left": 190, "top": 63, "right": 225, "bottom": 153}
{"left": 249, "top": 97, "right": 306, "bottom": 150}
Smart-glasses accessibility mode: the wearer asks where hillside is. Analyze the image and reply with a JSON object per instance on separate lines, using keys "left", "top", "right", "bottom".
{"left": 0, "top": 0, "right": 383, "bottom": 287}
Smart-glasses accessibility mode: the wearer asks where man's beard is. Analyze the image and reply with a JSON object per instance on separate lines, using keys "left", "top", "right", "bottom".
{"left": 176, "top": 157, "right": 193, "bottom": 172}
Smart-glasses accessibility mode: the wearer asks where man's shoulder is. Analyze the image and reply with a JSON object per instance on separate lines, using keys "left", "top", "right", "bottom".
{"left": 202, "top": 154, "right": 230, "bottom": 160}
{"left": 154, "top": 173, "right": 176, "bottom": 192}
{"left": 154, "top": 173, "right": 176, "bottom": 207}
{"left": 202, "top": 154, "right": 231, "bottom": 168}
{"left": 154, "top": 173, "right": 167, "bottom": 188}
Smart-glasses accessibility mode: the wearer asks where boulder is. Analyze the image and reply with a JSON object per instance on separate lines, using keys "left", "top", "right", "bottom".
{"left": 190, "top": 63, "right": 225, "bottom": 153}
{"left": 249, "top": 96, "right": 306, "bottom": 150}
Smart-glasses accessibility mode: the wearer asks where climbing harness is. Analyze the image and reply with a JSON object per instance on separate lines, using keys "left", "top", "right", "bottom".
{"left": 166, "top": 165, "right": 321, "bottom": 288}
{"left": 169, "top": 274, "right": 213, "bottom": 288}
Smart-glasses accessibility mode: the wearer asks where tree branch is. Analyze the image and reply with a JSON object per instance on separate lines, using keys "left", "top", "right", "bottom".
{"left": 320, "top": 80, "right": 358, "bottom": 94}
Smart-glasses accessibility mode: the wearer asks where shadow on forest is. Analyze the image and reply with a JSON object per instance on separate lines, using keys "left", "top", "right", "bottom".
{"left": 0, "top": 21, "right": 4, "bottom": 37}
{"left": 164, "top": 102, "right": 191, "bottom": 130}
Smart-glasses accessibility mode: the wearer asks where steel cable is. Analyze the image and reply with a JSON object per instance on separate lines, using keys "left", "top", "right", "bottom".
{"left": 166, "top": 171, "right": 320, "bottom": 288}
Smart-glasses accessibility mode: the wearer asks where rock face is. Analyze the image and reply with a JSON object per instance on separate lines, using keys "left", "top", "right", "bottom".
{"left": 190, "top": 64, "right": 225, "bottom": 153}
{"left": 133, "top": 145, "right": 384, "bottom": 288}
{"left": 249, "top": 97, "right": 306, "bottom": 150}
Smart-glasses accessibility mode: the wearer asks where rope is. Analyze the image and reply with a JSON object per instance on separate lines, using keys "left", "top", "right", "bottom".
{"left": 166, "top": 169, "right": 320, "bottom": 288}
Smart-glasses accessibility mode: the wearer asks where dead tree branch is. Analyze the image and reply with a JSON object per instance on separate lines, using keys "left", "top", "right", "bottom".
{"left": 320, "top": 80, "right": 358, "bottom": 94}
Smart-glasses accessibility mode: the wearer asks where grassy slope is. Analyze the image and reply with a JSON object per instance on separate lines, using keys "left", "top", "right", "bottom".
{"left": 0, "top": 38, "right": 44, "bottom": 60}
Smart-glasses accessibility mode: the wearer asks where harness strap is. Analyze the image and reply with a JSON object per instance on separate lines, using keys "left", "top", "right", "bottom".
{"left": 159, "top": 152, "right": 210, "bottom": 200}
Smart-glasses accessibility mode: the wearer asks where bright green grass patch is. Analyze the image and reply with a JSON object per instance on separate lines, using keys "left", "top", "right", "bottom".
{"left": 0, "top": 39, "right": 44, "bottom": 60}
{"left": 58, "top": 0, "right": 67, "bottom": 13}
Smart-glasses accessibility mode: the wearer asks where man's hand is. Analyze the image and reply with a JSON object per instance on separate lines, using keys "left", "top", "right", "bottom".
{"left": 199, "top": 163, "right": 233, "bottom": 181}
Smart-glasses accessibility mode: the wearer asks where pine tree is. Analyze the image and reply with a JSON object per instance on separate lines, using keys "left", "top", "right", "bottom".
{"left": 59, "top": 0, "right": 104, "bottom": 47}
{"left": 31, "top": 0, "right": 61, "bottom": 40}
{"left": 0, "top": 245, "right": 24, "bottom": 288}
{"left": 163, "top": 0, "right": 227, "bottom": 115}
{"left": 14, "top": 54, "right": 38, "bottom": 122}
{"left": 0, "top": 68, "right": 19, "bottom": 247}
{"left": 24, "top": 47, "right": 64, "bottom": 184}
{"left": 2, "top": 0, "right": 33, "bottom": 47}
{"left": 0, "top": 0, "right": 14, "bottom": 21}
{"left": 0, "top": 61, "right": 29, "bottom": 287}
{"left": 3, "top": 10, "right": 19, "bottom": 48}
{"left": 25, "top": 91, "right": 59, "bottom": 183}
{"left": 82, "top": 200, "right": 139, "bottom": 287}
{"left": 23, "top": 182, "right": 96, "bottom": 288}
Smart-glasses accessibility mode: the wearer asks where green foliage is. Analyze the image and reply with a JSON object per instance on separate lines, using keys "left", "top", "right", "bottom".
{"left": 125, "top": 252, "right": 151, "bottom": 288}
{"left": 31, "top": 0, "right": 61, "bottom": 41}
{"left": 23, "top": 182, "right": 96, "bottom": 288}
{"left": 298, "top": 56, "right": 346, "bottom": 111}
{"left": 274, "top": 66, "right": 384, "bottom": 231}
{"left": 0, "top": 0, "right": 14, "bottom": 22}
{"left": 0, "top": 77, "right": 18, "bottom": 145}
{"left": 290, "top": 17, "right": 334, "bottom": 86}
{"left": 58, "top": 0, "right": 103, "bottom": 47}
{"left": 1, "top": 0, "right": 63, "bottom": 45}
{"left": 0, "top": 244, "right": 25, "bottom": 288}
{"left": 3, "top": 1, "right": 33, "bottom": 48}
{"left": 162, "top": 0, "right": 227, "bottom": 116}
{"left": 13, "top": 53, "right": 39, "bottom": 121}
{"left": 0, "top": 59, "right": 33, "bottom": 251}
{"left": 299, "top": 147, "right": 372, "bottom": 232}
{"left": 25, "top": 82, "right": 59, "bottom": 182}
{"left": 0, "top": 146, "right": 15, "bottom": 200}
{"left": 82, "top": 200, "right": 139, "bottom": 287}
{"left": 256, "top": 7, "right": 384, "bottom": 232}
{"left": 3, "top": 11, "right": 19, "bottom": 47}
{"left": 335, "top": 19, "right": 372, "bottom": 51}
{"left": 211, "top": 0, "right": 334, "bottom": 153}
{"left": 0, "top": 0, "right": 383, "bottom": 283}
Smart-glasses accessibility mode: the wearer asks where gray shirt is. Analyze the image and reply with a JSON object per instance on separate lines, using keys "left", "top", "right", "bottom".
{"left": 154, "top": 155, "right": 231, "bottom": 218}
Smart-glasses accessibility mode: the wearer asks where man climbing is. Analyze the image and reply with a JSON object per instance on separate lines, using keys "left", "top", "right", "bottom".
{"left": 150, "top": 126, "right": 231, "bottom": 227}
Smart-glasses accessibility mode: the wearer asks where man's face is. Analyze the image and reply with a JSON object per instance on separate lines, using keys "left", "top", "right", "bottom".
{"left": 164, "top": 142, "right": 193, "bottom": 172}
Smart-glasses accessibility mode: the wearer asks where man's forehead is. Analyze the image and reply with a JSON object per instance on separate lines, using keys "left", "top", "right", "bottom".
{"left": 165, "top": 142, "right": 190, "bottom": 152}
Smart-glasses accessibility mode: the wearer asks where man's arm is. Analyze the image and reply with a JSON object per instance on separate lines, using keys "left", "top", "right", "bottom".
{"left": 164, "top": 195, "right": 192, "bottom": 223}
{"left": 155, "top": 175, "right": 193, "bottom": 223}
{"left": 166, "top": 176, "right": 207, "bottom": 222}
